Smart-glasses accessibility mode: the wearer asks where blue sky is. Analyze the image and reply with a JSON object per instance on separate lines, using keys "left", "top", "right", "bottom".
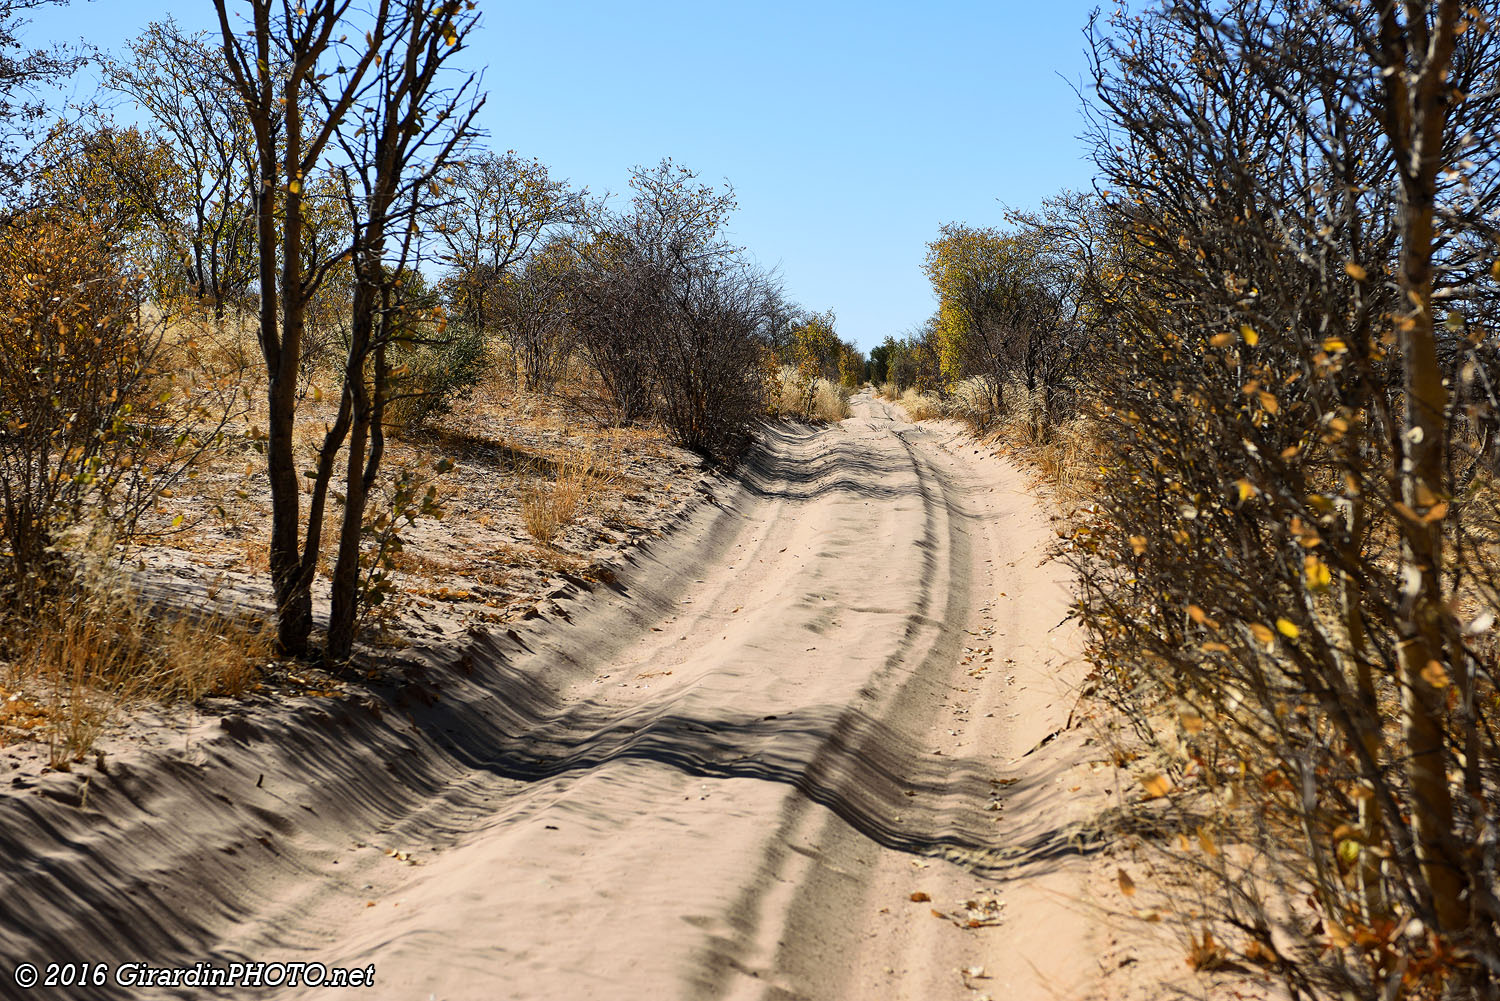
{"left": 26, "top": 1, "right": 1102, "bottom": 351}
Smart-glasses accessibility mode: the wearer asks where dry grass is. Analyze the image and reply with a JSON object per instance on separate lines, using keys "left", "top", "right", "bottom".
{"left": 769, "top": 365, "right": 850, "bottom": 421}
{"left": 895, "top": 378, "right": 1097, "bottom": 503}
{"left": 3, "top": 571, "right": 273, "bottom": 766}
{"left": 945, "top": 375, "right": 998, "bottom": 427}
{"left": 520, "top": 449, "right": 619, "bottom": 547}
{"left": 811, "top": 380, "right": 850, "bottom": 421}
{"left": 1017, "top": 419, "right": 1096, "bottom": 501}
{"left": 898, "top": 387, "right": 944, "bottom": 420}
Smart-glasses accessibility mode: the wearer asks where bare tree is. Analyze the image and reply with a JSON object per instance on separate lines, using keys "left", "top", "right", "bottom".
{"left": 106, "top": 21, "right": 256, "bottom": 318}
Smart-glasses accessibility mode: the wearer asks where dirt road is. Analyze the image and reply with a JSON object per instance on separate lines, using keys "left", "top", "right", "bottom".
{"left": 2, "top": 390, "right": 1102, "bottom": 1000}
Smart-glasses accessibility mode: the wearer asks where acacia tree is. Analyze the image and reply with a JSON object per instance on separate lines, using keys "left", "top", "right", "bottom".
{"left": 786, "top": 311, "right": 841, "bottom": 412}
{"left": 213, "top": 0, "right": 481, "bottom": 658}
{"left": 1002, "top": 192, "right": 1098, "bottom": 435}
{"left": 650, "top": 254, "right": 780, "bottom": 458}
{"left": 0, "top": 120, "right": 237, "bottom": 608}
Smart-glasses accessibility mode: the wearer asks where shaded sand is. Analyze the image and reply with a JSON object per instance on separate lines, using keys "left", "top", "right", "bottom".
{"left": 0, "top": 389, "right": 1105, "bottom": 1000}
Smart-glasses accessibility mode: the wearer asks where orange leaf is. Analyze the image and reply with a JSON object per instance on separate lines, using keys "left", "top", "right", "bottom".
{"left": 1421, "top": 660, "right": 1450, "bottom": 688}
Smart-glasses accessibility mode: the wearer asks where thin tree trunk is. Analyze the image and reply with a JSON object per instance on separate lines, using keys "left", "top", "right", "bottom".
{"left": 1340, "top": 416, "right": 1390, "bottom": 922}
{"left": 326, "top": 408, "right": 369, "bottom": 662}
{"left": 325, "top": 275, "right": 379, "bottom": 662}
{"left": 1375, "top": 0, "right": 1466, "bottom": 935}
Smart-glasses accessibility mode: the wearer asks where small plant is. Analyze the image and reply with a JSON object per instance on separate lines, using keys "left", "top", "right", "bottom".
{"left": 520, "top": 451, "right": 614, "bottom": 547}
{"left": 357, "top": 457, "right": 453, "bottom": 625}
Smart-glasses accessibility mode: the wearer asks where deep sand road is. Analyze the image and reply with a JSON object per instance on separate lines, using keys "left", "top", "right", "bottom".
{"left": 2, "top": 390, "right": 1103, "bottom": 1000}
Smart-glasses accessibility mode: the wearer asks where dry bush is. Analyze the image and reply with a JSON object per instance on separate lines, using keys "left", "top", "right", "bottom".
{"left": 4, "top": 568, "right": 272, "bottom": 766}
{"left": 1059, "top": 3, "right": 1500, "bottom": 996}
{"left": 1000, "top": 414, "right": 1096, "bottom": 500}
{"left": 0, "top": 203, "right": 237, "bottom": 611}
{"left": 877, "top": 380, "right": 899, "bottom": 400}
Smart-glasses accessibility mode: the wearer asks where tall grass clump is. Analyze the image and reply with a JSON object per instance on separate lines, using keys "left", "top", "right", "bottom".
{"left": 519, "top": 451, "right": 617, "bottom": 547}
{"left": 4, "top": 563, "right": 272, "bottom": 766}
{"left": 945, "top": 375, "right": 1001, "bottom": 430}
{"left": 770, "top": 364, "right": 849, "bottom": 422}
{"left": 898, "top": 387, "right": 944, "bottom": 421}
{"left": 811, "top": 379, "right": 850, "bottom": 421}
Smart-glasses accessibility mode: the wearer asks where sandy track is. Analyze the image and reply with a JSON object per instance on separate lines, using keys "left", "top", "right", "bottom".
{"left": 1, "top": 390, "right": 1101, "bottom": 1000}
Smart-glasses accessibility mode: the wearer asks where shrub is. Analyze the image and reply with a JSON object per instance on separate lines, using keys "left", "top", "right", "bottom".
{"left": 1064, "top": 4, "right": 1500, "bottom": 994}
{"left": 0, "top": 209, "right": 230, "bottom": 608}
{"left": 383, "top": 320, "right": 488, "bottom": 434}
